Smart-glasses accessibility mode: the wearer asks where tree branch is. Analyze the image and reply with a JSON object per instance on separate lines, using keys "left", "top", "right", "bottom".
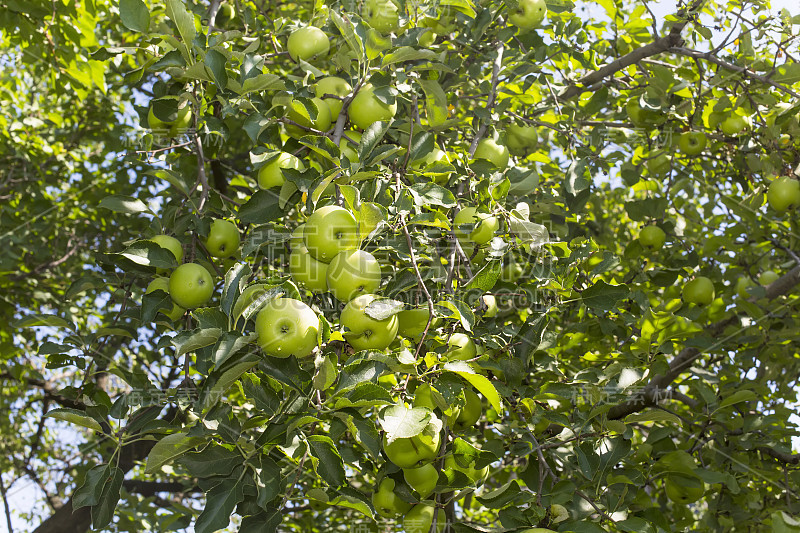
{"left": 608, "top": 264, "right": 800, "bottom": 420}
{"left": 558, "top": 0, "right": 704, "bottom": 101}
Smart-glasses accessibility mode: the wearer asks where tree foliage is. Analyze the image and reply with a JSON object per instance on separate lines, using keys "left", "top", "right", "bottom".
{"left": 1, "top": 0, "right": 799, "bottom": 532}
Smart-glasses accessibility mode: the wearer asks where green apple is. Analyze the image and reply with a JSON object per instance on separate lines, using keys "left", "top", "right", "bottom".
{"left": 443, "top": 453, "right": 488, "bottom": 484}
{"left": 285, "top": 97, "right": 332, "bottom": 137}
{"left": 413, "top": 383, "right": 437, "bottom": 410}
{"left": 255, "top": 297, "right": 319, "bottom": 358}
{"left": 145, "top": 277, "right": 185, "bottom": 321}
{"left": 150, "top": 234, "right": 184, "bottom": 269}
{"left": 677, "top": 131, "right": 707, "bottom": 156}
{"left": 398, "top": 308, "right": 440, "bottom": 340}
{"left": 148, "top": 104, "right": 192, "bottom": 137}
{"left": 403, "top": 464, "right": 438, "bottom": 498}
{"left": 289, "top": 224, "right": 305, "bottom": 250}
{"left": 665, "top": 474, "right": 705, "bottom": 504}
{"left": 348, "top": 84, "right": 398, "bottom": 130}
{"left": 169, "top": 263, "right": 214, "bottom": 309}
{"left": 720, "top": 113, "right": 748, "bottom": 136}
{"left": 759, "top": 270, "right": 779, "bottom": 286}
{"left": 626, "top": 96, "right": 666, "bottom": 127}
{"left": 767, "top": 176, "right": 800, "bottom": 212}
{"left": 505, "top": 123, "right": 538, "bottom": 157}
{"left": 403, "top": 503, "right": 446, "bottom": 533}
{"left": 203, "top": 219, "right": 240, "bottom": 259}
{"left": 383, "top": 424, "right": 441, "bottom": 468}
{"left": 639, "top": 225, "right": 666, "bottom": 249}
{"left": 287, "top": 26, "right": 330, "bottom": 62}
{"left": 682, "top": 276, "right": 715, "bottom": 306}
{"left": 646, "top": 153, "right": 671, "bottom": 178}
{"left": 447, "top": 332, "right": 476, "bottom": 361}
{"left": 341, "top": 293, "right": 399, "bottom": 351}
{"left": 313, "top": 76, "right": 352, "bottom": 118}
{"left": 473, "top": 138, "right": 509, "bottom": 169}
{"left": 303, "top": 205, "right": 360, "bottom": 262}
{"left": 501, "top": 258, "right": 524, "bottom": 282}
{"left": 339, "top": 130, "right": 363, "bottom": 164}
{"left": 454, "top": 207, "right": 499, "bottom": 245}
{"left": 362, "top": 0, "right": 401, "bottom": 34}
{"left": 410, "top": 146, "right": 451, "bottom": 183}
{"left": 507, "top": 0, "right": 546, "bottom": 30}
{"left": 449, "top": 388, "right": 481, "bottom": 431}
{"left": 326, "top": 249, "right": 381, "bottom": 301}
{"left": 372, "top": 477, "right": 412, "bottom": 518}
{"left": 735, "top": 276, "right": 753, "bottom": 299}
{"left": 289, "top": 245, "right": 329, "bottom": 293}
{"left": 257, "top": 152, "right": 305, "bottom": 189}
{"left": 481, "top": 294, "right": 498, "bottom": 317}
{"left": 550, "top": 503, "right": 569, "bottom": 523}
{"left": 216, "top": 2, "right": 235, "bottom": 25}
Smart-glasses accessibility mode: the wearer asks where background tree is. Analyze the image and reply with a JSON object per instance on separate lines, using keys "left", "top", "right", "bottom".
{"left": 0, "top": 0, "right": 799, "bottom": 532}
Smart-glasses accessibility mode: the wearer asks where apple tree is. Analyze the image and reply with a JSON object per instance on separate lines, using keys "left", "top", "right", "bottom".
{"left": 1, "top": 0, "right": 800, "bottom": 532}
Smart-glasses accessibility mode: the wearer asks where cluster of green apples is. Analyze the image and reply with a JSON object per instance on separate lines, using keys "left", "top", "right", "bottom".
{"left": 144, "top": 220, "right": 241, "bottom": 321}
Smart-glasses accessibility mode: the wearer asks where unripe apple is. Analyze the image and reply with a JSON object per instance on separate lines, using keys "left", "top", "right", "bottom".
{"left": 403, "top": 502, "right": 446, "bottom": 533}
{"left": 339, "top": 130, "right": 363, "bottom": 164}
{"left": 758, "top": 270, "right": 779, "bottom": 286}
{"left": 150, "top": 234, "right": 184, "bottom": 272}
{"left": 719, "top": 112, "right": 748, "bottom": 136}
{"left": 507, "top": 0, "right": 546, "bottom": 30}
{"left": 473, "top": 138, "right": 509, "bottom": 169}
{"left": 646, "top": 153, "right": 671, "bottom": 178}
{"left": 258, "top": 152, "right": 305, "bottom": 189}
{"left": 326, "top": 249, "right": 381, "bottom": 301}
{"left": 341, "top": 294, "right": 399, "bottom": 351}
{"left": 303, "top": 205, "right": 359, "bottom": 262}
{"left": 348, "top": 84, "right": 398, "bottom": 130}
{"left": 664, "top": 474, "right": 705, "bottom": 504}
{"left": 446, "top": 332, "right": 476, "bottom": 361}
{"left": 383, "top": 426, "right": 441, "bottom": 468}
{"left": 677, "top": 131, "right": 707, "bottom": 156}
{"left": 403, "top": 464, "right": 438, "bottom": 498}
{"left": 169, "top": 263, "right": 214, "bottom": 309}
{"left": 767, "top": 176, "right": 800, "bottom": 212}
{"left": 505, "top": 123, "right": 538, "bottom": 157}
{"left": 145, "top": 277, "right": 185, "bottom": 321}
{"left": 454, "top": 207, "right": 500, "bottom": 245}
{"left": 372, "top": 477, "right": 411, "bottom": 518}
{"left": 289, "top": 224, "right": 305, "bottom": 250}
{"left": 203, "top": 219, "right": 240, "bottom": 259}
{"left": 639, "top": 225, "right": 666, "bottom": 249}
{"left": 448, "top": 388, "right": 481, "bottom": 431}
{"left": 362, "top": 0, "right": 401, "bottom": 34}
{"left": 287, "top": 26, "right": 330, "bottom": 62}
{"left": 289, "top": 245, "right": 329, "bottom": 293}
{"left": 682, "top": 276, "right": 715, "bottom": 306}
{"left": 255, "top": 297, "right": 319, "bottom": 358}
{"left": 481, "top": 294, "right": 498, "bottom": 317}
{"left": 285, "top": 97, "right": 332, "bottom": 137}
{"left": 313, "top": 76, "right": 352, "bottom": 118}
{"left": 735, "top": 276, "right": 753, "bottom": 299}
{"left": 397, "top": 308, "right": 440, "bottom": 340}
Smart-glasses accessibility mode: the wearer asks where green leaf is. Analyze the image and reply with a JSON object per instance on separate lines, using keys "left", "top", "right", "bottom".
{"left": 238, "top": 190, "right": 283, "bottom": 225}
{"left": 202, "top": 360, "right": 258, "bottom": 411}
{"left": 443, "top": 361, "right": 502, "bottom": 413}
{"left": 364, "top": 298, "right": 405, "bottom": 321}
{"left": 625, "top": 409, "right": 681, "bottom": 425}
{"left": 718, "top": 389, "right": 756, "bottom": 409}
{"left": 419, "top": 79, "right": 448, "bottom": 126}
{"left": 14, "top": 314, "right": 73, "bottom": 329}
{"left": 119, "top": 0, "right": 150, "bottom": 32}
{"left": 195, "top": 477, "right": 245, "bottom": 533}
{"left": 464, "top": 261, "right": 501, "bottom": 292}
{"left": 98, "top": 195, "right": 152, "bottom": 215}
{"left": 382, "top": 46, "right": 438, "bottom": 66}
{"left": 565, "top": 159, "right": 590, "bottom": 194}
{"left": 379, "top": 404, "right": 432, "bottom": 439}
{"left": 214, "top": 332, "right": 256, "bottom": 367}
{"left": 330, "top": 10, "right": 364, "bottom": 63}
{"left": 408, "top": 182, "right": 456, "bottom": 208}
{"left": 122, "top": 240, "right": 177, "bottom": 269}
{"left": 205, "top": 48, "right": 228, "bottom": 87}
{"left": 172, "top": 328, "right": 223, "bottom": 357}
{"left": 358, "top": 120, "right": 390, "bottom": 162}
{"left": 581, "top": 280, "right": 629, "bottom": 311}
{"left": 772, "top": 63, "right": 800, "bottom": 84}
{"left": 307, "top": 435, "right": 346, "bottom": 487}
{"left": 73, "top": 465, "right": 108, "bottom": 510}
{"left": 178, "top": 446, "right": 243, "bottom": 478}
{"left": 145, "top": 431, "right": 204, "bottom": 474}
{"left": 165, "top": 0, "right": 196, "bottom": 46}
{"left": 508, "top": 216, "right": 548, "bottom": 246}
{"left": 45, "top": 408, "right": 103, "bottom": 432}
{"left": 221, "top": 263, "right": 251, "bottom": 316}
{"left": 91, "top": 466, "right": 124, "bottom": 529}
{"left": 240, "top": 73, "right": 285, "bottom": 94}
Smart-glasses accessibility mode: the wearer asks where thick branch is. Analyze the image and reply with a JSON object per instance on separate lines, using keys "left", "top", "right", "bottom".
{"left": 558, "top": 0, "right": 704, "bottom": 101}
{"left": 608, "top": 264, "right": 800, "bottom": 420}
